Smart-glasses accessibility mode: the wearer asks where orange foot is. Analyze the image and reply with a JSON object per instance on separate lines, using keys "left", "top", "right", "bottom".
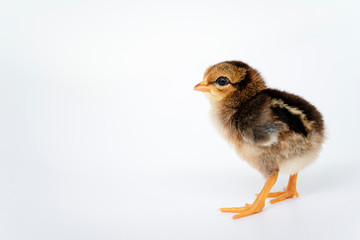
{"left": 267, "top": 173, "right": 299, "bottom": 204}
{"left": 220, "top": 203, "right": 265, "bottom": 219}
{"left": 220, "top": 172, "right": 278, "bottom": 219}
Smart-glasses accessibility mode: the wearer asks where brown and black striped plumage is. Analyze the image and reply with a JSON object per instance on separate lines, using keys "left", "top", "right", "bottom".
{"left": 196, "top": 61, "right": 325, "bottom": 177}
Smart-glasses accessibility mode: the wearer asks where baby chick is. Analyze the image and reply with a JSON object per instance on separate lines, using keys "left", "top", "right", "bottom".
{"left": 194, "top": 61, "right": 325, "bottom": 219}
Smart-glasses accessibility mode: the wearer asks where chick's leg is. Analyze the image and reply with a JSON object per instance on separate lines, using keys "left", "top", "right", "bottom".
{"left": 267, "top": 173, "right": 299, "bottom": 204}
{"left": 220, "top": 172, "right": 278, "bottom": 219}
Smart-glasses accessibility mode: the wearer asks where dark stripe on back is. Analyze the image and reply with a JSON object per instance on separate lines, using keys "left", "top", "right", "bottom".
{"left": 261, "top": 89, "right": 324, "bottom": 132}
{"left": 271, "top": 106, "right": 308, "bottom": 136}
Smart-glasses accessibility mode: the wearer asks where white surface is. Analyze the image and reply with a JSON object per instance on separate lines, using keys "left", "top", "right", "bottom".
{"left": 1, "top": 0, "right": 360, "bottom": 239}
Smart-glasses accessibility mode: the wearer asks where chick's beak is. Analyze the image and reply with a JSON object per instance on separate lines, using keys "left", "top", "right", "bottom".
{"left": 193, "top": 81, "right": 211, "bottom": 92}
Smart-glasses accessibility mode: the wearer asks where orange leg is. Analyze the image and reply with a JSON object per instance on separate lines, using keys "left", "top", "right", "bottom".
{"left": 267, "top": 173, "right": 299, "bottom": 204}
{"left": 220, "top": 172, "right": 278, "bottom": 219}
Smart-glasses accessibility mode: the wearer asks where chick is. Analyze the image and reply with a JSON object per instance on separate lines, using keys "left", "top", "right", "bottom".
{"left": 194, "top": 61, "right": 325, "bottom": 219}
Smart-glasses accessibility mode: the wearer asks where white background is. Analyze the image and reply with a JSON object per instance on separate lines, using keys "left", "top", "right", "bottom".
{"left": 1, "top": 0, "right": 360, "bottom": 239}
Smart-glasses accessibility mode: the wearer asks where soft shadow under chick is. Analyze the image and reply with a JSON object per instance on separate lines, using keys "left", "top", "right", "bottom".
{"left": 194, "top": 61, "right": 325, "bottom": 219}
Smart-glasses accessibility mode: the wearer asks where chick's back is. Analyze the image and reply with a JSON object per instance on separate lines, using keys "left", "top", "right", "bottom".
{"left": 225, "top": 88, "right": 325, "bottom": 177}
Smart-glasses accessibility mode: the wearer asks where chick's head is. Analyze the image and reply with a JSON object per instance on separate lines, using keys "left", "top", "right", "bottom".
{"left": 194, "top": 61, "right": 266, "bottom": 104}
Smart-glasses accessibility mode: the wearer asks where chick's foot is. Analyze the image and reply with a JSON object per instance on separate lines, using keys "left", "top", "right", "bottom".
{"left": 268, "top": 188, "right": 299, "bottom": 204}
{"left": 220, "top": 202, "right": 266, "bottom": 219}
{"left": 268, "top": 173, "right": 299, "bottom": 204}
{"left": 220, "top": 172, "right": 278, "bottom": 219}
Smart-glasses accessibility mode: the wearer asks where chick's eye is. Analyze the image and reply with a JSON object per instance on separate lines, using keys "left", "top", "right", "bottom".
{"left": 216, "top": 77, "right": 229, "bottom": 86}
